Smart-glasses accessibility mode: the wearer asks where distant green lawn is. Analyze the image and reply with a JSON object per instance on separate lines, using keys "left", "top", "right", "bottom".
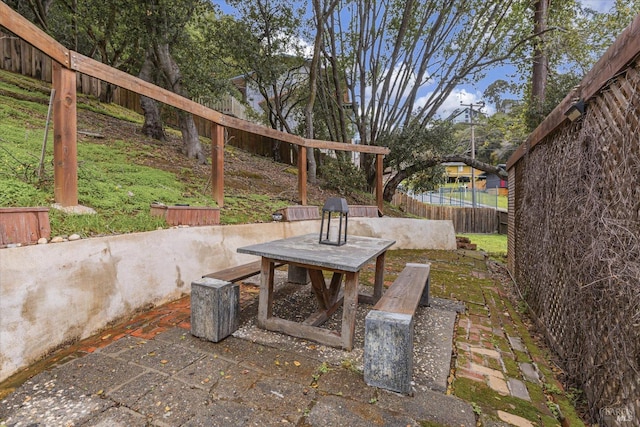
{"left": 458, "top": 233, "right": 507, "bottom": 258}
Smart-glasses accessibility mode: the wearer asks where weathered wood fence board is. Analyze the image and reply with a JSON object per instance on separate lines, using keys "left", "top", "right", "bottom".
{"left": 391, "top": 193, "right": 499, "bottom": 234}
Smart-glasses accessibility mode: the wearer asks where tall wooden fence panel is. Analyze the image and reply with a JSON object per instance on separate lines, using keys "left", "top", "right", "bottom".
{"left": 507, "top": 15, "right": 640, "bottom": 423}
{"left": 391, "top": 193, "right": 499, "bottom": 233}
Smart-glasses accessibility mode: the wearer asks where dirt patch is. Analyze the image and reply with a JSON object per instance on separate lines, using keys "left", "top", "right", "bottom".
{"left": 75, "top": 108, "right": 380, "bottom": 208}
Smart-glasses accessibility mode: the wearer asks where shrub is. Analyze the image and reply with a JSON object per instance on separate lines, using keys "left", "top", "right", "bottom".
{"left": 319, "top": 156, "right": 367, "bottom": 196}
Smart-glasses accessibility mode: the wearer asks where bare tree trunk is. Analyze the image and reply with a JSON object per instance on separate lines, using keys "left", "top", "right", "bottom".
{"left": 304, "top": 0, "right": 339, "bottom": 184}
{"left": 154, "top": 43, "right": 206, "bottom": 163}
{"left": 177, "top": 110, "right": 202, "bottom": 159}
{"left": 98, "top": 81, "right": 116, "bottom": 104}
{"left": 531, "top": 0, "right": 549, "bottom": 123}
{"left": 138, "top": 49, "right": 166, "bottom": 141}
{"left": 383, "top": 169, "right": 408, "bottom": 202}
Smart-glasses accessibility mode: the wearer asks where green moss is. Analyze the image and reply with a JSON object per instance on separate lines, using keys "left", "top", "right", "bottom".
{"left": 501, "top": 355, "right": 520, "bottom": 378}
{"left": 467, "top": 304, "right": 489, "bottom": 317}
{"left": 453, "top": 377, "right": 554, "bottom": 424}
{"left": 486, "top": 356, "right": 502, "bottom": 371}
{"left": 513, "top": 350, "right": 532, "bottom": 363}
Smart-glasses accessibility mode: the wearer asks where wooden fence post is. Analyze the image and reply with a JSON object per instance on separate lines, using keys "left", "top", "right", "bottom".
{"left": 211, "top": 122, "right": 225, "bottom": 207}
{"left": 376, "top": 154, "right": 384, "bottom": 213}
{"left": 298, "top": 147, "right": 307, "bottom": 205}
{"left": 52, "top": 62, "right": 77, "bottom": 207}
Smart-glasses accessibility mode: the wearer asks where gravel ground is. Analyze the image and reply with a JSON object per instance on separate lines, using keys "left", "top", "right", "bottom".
{"left": 234, "top": 270, "right": 463, "bottom": 393}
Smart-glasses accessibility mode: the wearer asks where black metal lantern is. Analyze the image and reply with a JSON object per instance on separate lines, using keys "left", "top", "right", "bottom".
{"left": 319, "top": 197, "right": 349, "bottom": 246}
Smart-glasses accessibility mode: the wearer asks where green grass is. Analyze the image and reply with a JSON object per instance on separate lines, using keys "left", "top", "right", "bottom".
{"left": 0, "top": 71, "right": 222, "bottom": 236}
{"left": 0, "top": 70, "right": 332, "bottom": 236}
{"left": 458, "top": 233, "right": 507, "bottom": 259}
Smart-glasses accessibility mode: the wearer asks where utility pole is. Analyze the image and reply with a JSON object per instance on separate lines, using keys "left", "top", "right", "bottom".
{"left": 460, "top": 101, "right": 484, "bottom": 208}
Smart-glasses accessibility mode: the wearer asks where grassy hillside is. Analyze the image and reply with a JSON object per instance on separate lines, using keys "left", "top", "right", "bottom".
{"left": 0, "top": 70, "right": 389, "bottom": 238}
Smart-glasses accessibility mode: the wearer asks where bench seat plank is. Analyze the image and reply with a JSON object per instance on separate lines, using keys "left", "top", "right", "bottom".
{"left": 373, "top": 263, "right": 430, "bottom": 315}
{"left": 204, "top": 260, "right": 283, "bottom": 283}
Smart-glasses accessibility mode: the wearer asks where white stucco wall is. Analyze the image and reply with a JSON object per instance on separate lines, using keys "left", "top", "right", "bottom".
{"left": 0, "top": 218, "right": 455, "bottom": 382}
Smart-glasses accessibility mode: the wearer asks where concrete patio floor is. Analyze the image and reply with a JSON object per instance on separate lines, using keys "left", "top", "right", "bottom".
{"left": 0, "top": 249, "right": 582, "bottom": 426}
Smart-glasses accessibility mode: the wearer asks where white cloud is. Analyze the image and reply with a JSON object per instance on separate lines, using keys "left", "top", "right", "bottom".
{"left": 415, "top": 88, "right": 494, "bottom": 120}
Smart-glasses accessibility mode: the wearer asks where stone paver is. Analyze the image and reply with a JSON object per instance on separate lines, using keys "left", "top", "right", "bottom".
{"left": 497, "top": 410, "right": 535, "bottom": 427}
{"left": 487, "top": 374, "right": 510, "bottom": 395}
{"left": 0, "top": 285, "right": 476, "bottom": 427}
{"left": 508, "top": 377, "right": 531, "bottom": 401}
{"left": 519, "top": 362, "right": 540, "bottom": 384}
{"left": 470, "top": 362, "right": 504, "bottom": 379}
{"left": 469, "top": 346, "right": 501, "bottom": 358}
{"left": 507, "top": 335, "right": 527, "bottom": 353}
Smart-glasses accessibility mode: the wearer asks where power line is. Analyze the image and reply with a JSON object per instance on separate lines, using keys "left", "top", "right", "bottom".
{"left": 459, "top": 101, "right": 485, "bottom": 208}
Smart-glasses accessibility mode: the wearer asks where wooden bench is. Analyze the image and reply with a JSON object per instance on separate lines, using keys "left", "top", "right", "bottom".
{"left": 363, "top": 263, "right": 431, "bottom": 394}
{"left": 203, "top": 260, "right": 283, "bottom": 283}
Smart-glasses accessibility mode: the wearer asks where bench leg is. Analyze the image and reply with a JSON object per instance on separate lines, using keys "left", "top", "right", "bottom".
{"left": 407, "top": 262, "right": 431, "bottom": 307}
{"left": 364, "top": 310, "right": 414, "bottom": 394}
{"left": 191, "top": 278, "right": 239, "bottom": 342}
{"left": 420, "top": 274, "right": 431, "bottom": 307}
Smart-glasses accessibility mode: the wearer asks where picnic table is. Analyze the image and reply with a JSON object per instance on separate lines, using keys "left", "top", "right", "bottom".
{"left": 237, "top": 233, "right": 395, "bottom": 350}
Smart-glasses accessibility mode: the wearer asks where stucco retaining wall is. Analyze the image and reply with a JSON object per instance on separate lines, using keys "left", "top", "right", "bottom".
{"left": 0, "top": 218, "right": 455, "bottom": 382}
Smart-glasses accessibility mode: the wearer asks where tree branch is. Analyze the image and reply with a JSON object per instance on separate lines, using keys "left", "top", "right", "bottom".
{"left": 440, "top": 155, "right": 508, "bottom": 179}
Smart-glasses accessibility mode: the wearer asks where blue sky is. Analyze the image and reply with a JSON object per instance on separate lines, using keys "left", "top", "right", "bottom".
{"left": 215, "top": 0, "right": 630, "bottom": 118}
{"left": 433, "top": 0, "right": 628, "bottom": 117}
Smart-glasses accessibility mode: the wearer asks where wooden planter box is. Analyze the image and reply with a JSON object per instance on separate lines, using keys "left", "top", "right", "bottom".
{"left": 275, "top": 205, "right": 381, "bottom": 221}
{"left": 150, "top": 204, "right": 220, "bottom": 226}
{"left": 0, "top": 207, "right": 51, "bottom": 246}
{"left": 348, "top": 205, "right": 381, "bottom": 218}
{"left": 276, "top": 205, "right": 320, "bottom": 221}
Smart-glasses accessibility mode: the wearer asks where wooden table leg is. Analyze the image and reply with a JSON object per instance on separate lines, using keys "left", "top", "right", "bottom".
{"left": 308, "top": 269, "right": 330, "bottom": 309}
{"left": 257, "top": 257, "right": 275, "bottom": 328}
{"left": 358, "top": 251, "right": 387, "bottom": 305}
{"left": 328, "top": 273, "right": 343, "bottom": 305}
{"left": 341, "top": 271, "right": 359, "bottom": 350}
{"left": 373, "top": 251, "right": 386, "bottom": 300}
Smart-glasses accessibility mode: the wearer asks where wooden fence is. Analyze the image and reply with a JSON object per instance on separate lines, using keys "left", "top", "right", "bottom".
{"left": 391, "top": 193, "right": 501, "bottom": 234}
{"left": 506, "top": 14, "right": 640, "bottom": 423}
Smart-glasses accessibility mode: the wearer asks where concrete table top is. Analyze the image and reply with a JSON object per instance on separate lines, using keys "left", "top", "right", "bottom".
{"left": 237, "top": 233, "right": 396, "bottom": 272}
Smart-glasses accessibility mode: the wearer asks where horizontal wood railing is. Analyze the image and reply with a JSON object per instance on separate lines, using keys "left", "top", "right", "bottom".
{"left": 0, "top": 2, "right": 389, "bottom": 211}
